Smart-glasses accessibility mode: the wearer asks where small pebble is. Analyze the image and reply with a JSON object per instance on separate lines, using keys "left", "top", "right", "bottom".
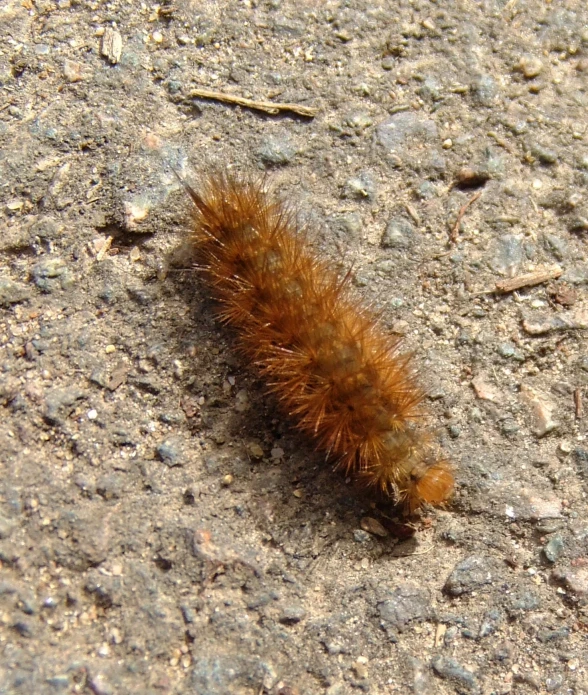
{"left": 516, "top": 55, "right": 544, "bottom": 78}
{"left": 530, "top": 143, "right": 558, "bottom": 165}
{"left": 353, "top": 529, "right": 372, "bottom": 544}
{"left": 62, "top": 58, "right": 84, "bottom": 82}
{"left": 432, "top": 656, "right": 478, "bottom": 691}
{"left": 520, "top": 384, "right": 559, "bottom": 437}
{"left": 279, "top": 604, "right": 306, "bottom": 624}
{"left": 248, "top": 442, "right": 265, "bottom": 460}
{"left": 543, "top": 535, "right": 564, "bottom": 563}
{"left": 156, "top": 437, "right": 183, "bottom": 467}
{"left": 471, "top": 375, "right": 502, "bottom": 403}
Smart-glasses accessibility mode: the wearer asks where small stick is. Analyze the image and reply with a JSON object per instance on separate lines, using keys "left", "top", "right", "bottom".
{"left": 450, "top": 190, "right": 482, "bottom": 243}
{"left": 189, "top": 88, "right": 318, "bottom": 118}
{"left": 574, "top": 388, "right": 583, "bottom": 420}
{"left": 494, "top": 266, "right": 562, "bottom": 294}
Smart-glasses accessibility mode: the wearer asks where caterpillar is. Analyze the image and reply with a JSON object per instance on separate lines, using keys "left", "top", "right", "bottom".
{"left": 183, "top": 171, "right": 454, "bottom": 514}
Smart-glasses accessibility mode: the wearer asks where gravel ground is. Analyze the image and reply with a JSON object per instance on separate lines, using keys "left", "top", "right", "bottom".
{"left": 1, "top": 1, "right": 588, "bottom": 694}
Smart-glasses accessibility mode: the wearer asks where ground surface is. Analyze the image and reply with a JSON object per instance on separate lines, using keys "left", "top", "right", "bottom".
{"left": 1, "top": 1, "right": 588, "bottom": 694}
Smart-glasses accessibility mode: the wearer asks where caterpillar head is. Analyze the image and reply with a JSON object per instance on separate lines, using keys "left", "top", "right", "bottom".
{"left": 404, "top": 459, "right": 454, "bottom": 514}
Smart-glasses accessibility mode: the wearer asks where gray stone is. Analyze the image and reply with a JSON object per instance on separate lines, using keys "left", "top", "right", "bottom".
{"left": 444, "top": 555, "right": 502, "bottom": 596}
{"left": 530, "top": 142, "right": 558, "bottom": 164}
{"left": 29, "top": 216, "right": 61, "bottom": 239}
{"left": 85, "top": 573, "right": 123, "bottom": 608}
{"left": 353, "top": 529, "right": 372, "bottom": 543}
{"left": 500, "top": 418, "right": 520, "bottom": 437}
{"left": 506, "top": 589, "right": 540, "bottom": 615}
{"left": 43, "top": 388, "right": 86, "bottom": 425}
{"left": 344, "top": 171, "right": 377, "bottom": 201}
{"left": 329, "top": 212, "right": 363, "bottom": 243}
{"left": 0, "top": 278, "right": 31, "bottom": 306}
{"left": 377, "top": 585, "right": 432, "bottom": 632}
{"left": 497, "top": 342, "right": 525, "bottom": 361}
{"left": 545, "top": 674, "right": 565, "bottom": 692}
{"left": 376, "top": 112, "right": 438, "bottom": 165}
{"left": 189, "top": 654, "right": 271, "bottom": 695}
{"left": 257, "top": 133, "right": 296, "bottom": 166}
{"left": 478, "top": 608, "right": 504, "bottom": 638}
{"left": 574, "top": 448, "right": 588, "bottom": 480}
{"left": 406, "top": 657, "right": 434, "bottom": 695}
{"left": 562, "top": 265, "right": 588, "bottom": 285}
{"left": 343, "top": 111, "right": 373, "bottom": 132}
{"left": 432, "top": 656, "right": 479, "bottom": 693}
{"left": 31, "top": 257, "right": 74, "bottom": 292}
{"left": 543, "top": 233, "right": 568, "bottom": 260}
{"left": 417, "top": 76, "right": 443, "bottom": 102}
{"left": 0, "top": 515, "right": 17, "bottom": 540}
{"left": 470, "top": 73, "right": 499, "bottom": 105}
{"left": 537, "top": 627, "right": 570, "bottom": 643}
{"left": 156, "top": 436, "right": 184, "bottom": 466}
{"left": 55, "top": 509, "right": 114, "bottom": 571}
{"left": 381, "top": 216, "right": 414, "bottom": 249}
{"left": 488, "top": 234, "right": 524, "bottom": 275}
{"left": 96, "top": 474, "right": 124, "bottom": 500}
{"left": 543, "top": 535, "right": 565, "bottom": 563}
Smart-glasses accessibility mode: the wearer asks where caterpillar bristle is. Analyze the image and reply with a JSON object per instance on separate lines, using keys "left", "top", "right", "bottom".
{"left": 186, "top": 171, "right": 454, "bottom": 514}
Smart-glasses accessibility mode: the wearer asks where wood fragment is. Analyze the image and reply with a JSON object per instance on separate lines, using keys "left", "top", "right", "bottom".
{"left": 574, "top": 388, "right": 583, "bottom": 420}
{"left": 435, "top": 623, "right": 447, "bottom": 647}
{"left": 101, "top": 28, "right": 123, "bottom": 65}
{"left": 189, "top": 88, "right": 318, "bottom": 117}
{"left": 450, "top": 190, "right": 482, "bottom": 243}
{"left": 494, "top": 266, "right": 562, "bottom": 294}
{"left": 95, "top": 235, "right": 113, "bottom": 261}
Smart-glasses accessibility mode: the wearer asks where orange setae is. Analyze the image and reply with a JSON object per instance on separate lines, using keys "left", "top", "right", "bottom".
{"left": 185, "top": 172, "right": 454, "bottom": 513}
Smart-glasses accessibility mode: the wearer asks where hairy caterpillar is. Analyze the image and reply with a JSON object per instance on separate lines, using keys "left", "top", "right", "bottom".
{"left": 184, "top": 172, "right": 454, "bottom": 514}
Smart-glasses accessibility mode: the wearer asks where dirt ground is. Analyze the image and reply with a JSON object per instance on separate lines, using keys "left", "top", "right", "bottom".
{"left": 1, "top": 1, "right": 588, "bottom": 693}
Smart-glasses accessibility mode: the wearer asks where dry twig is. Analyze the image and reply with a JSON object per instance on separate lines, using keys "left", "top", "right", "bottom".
{"left": 450, "top": 190, "right": 482, "bottom": 243}
{"left": 189, "top": 88, "right": 318, "bottom": 117}
{"left": 574, "top": 388, "right": 583, "bottom": 420}
{"left": 494, "top": 266, "right": 562, "bottom": 294}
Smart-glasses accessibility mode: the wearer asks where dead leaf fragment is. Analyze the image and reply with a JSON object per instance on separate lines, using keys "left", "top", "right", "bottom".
{"left": 360, "top": 517, "right": 389, "bottom": 537}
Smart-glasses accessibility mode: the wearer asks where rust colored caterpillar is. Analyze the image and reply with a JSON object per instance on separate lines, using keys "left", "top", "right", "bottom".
{"left": 185, "top": 172, "right": 454, "bottom": 513}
